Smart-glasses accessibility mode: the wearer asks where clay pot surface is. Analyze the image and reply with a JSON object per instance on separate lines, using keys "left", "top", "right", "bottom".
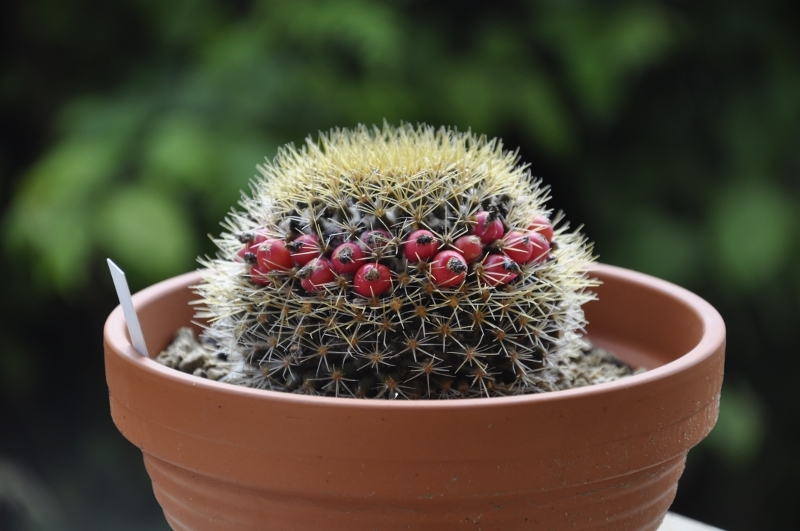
{"left": 104, "top": 263, "right": 725, "bottom": 531}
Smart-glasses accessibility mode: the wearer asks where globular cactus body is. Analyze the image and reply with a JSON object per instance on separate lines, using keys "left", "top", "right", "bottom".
{"left": 196, "top": 124, "right": 597, "bottom": 399}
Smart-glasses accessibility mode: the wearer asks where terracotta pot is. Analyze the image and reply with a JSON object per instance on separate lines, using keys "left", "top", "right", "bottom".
{"left": 104, "top": 263, "right": 725, "bottom": 531}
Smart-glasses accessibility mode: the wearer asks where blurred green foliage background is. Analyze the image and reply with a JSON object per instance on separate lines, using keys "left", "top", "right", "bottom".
{"left": 1, "top": 0, "right": 798, "bottom": 529}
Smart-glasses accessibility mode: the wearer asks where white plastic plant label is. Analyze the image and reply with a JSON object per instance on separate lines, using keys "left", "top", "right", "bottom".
{"left": 107, "top": 259, "right": 149, "bottom": 357}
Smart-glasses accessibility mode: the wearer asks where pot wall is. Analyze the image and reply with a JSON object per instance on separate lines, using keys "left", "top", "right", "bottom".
{"left": 104, "top": 264, "right": 725, "bottom": 530}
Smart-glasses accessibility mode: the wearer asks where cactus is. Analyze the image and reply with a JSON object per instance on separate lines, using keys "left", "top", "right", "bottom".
{"left": 194, "top": 123, "right": 598, "bottom": 399}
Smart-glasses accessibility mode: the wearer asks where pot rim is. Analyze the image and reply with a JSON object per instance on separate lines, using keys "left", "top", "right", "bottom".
{"left": 104, "top": 262, "right": 725, "bottom": 411}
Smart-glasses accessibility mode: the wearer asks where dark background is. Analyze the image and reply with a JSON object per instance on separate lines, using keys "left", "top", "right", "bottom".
{"left": 1, "top": 1, "right": 798, "bottom": 529}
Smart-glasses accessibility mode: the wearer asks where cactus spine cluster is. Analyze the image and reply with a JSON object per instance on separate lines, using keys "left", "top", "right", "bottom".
{"left": 195, "top": 123, "right": 597, "bottom": 399}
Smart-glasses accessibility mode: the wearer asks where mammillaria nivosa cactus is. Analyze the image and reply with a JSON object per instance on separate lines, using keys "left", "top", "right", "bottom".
{"left": 192, "top": 123, "right": 599, "bottom": 399}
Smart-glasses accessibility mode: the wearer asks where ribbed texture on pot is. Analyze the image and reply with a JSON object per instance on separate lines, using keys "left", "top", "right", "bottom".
{"left": 104, "top": 264, "right": 726, "bottom": 531}
{"left": 145, "top": 453, "right": 685, "bottom": 531}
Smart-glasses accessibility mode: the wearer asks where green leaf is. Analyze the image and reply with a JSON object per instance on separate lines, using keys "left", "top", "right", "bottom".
{"left": 11, "top": 136, "right": 123, "bottom": 210}
{"left": 517, "top": 72, "right": 575, "bottom": 155}
{"left": 142, "top": 113, "right": 215, "bottom": 190}
{"left": 711, "top": 182, "right": 797, "bottom": 290}
{"left": 212, "top": 134, "right": 278, "bottom": 214}
{"left": 268, "top": 0, "right": 402, "bottom": 70}
{"left": 95, "top": 187, "right": 197, "bottom": 280}
{"left": 6, "top": 208, "right": 92, "bottom": 294}
{"left": 2, "top": 137, "right": 120, "bottom": 292}
{"left": 613, "top": 209, "right": 700, "bottom": 286}
{"left": 57, "top": 95, "right": 150, "bottom": 143}
{"left": 702, "top": 381, "right": 766, "bottom": 468}
{"left": 445, "top": 64, "right": 500, "bottom": 134}
{"left": 539, "top": 3, "right": 675, "bottom": 121}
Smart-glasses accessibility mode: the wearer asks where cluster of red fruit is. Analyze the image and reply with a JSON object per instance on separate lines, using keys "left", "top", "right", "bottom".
{"left": 237, "top": 212, "right": 554, "bottom": 297}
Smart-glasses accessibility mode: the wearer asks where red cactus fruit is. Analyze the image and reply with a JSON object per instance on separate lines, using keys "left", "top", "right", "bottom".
{"left": 453, "top": 234, "right": 483, "bottom": 263}
{"left": 501, "top": 231, "right": 534, "bottom": 263}
{"left": 331, "top": 242, "right": 366, "bottom": 274}
{"left": 472, "top": 211, "right": 504, "bottom": 244}
{"left": 361, "top": 229, "right": 392, "bottom": 251}
{"left": 529, "top": 232, "right": 551, "bottom": 264}
{"left": 481, "top": 254, "right": 520, "bottom": 286}
{"left": 236, "top": 233, "right": 267, "bottom": 261}
{"left": 299, "top": 257, "right": 335, "bottom": 292}
{"left": 354, "top": 263, "right": 392, "bottom": 297}
{"left": 287, "top": 234, "right": 321, "bottom": 266}
{"left": 404, "top": 229, "right": 440, "bottom": 262}
{"left": 249, "top": 266, "right": 271, "bottom": 285}
{"left": 528, "top": 215, "right": 554, "bottom": 243}
{"left": 430, "top": 250, "right": 468, "bottom": 288}
{"left": 256, "top": 239, "right": 293, "bottom": 271}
